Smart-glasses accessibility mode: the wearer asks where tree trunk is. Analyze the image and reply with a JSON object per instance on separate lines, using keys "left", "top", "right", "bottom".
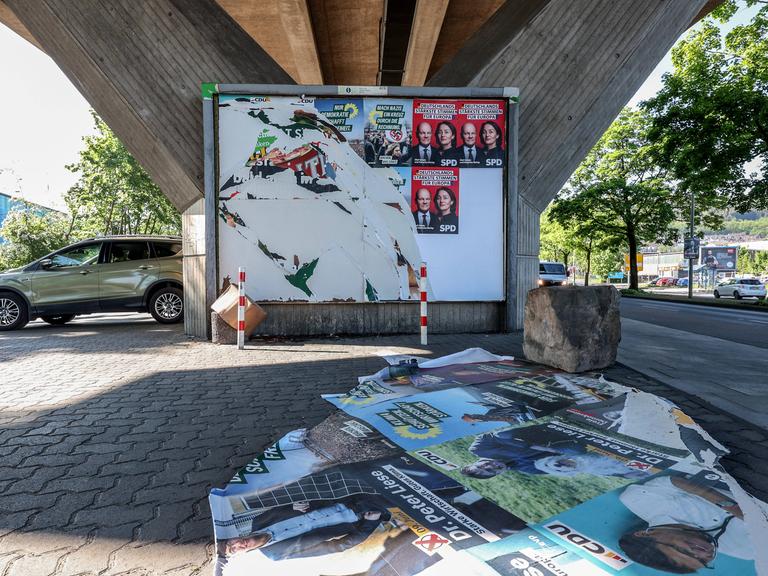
{"left": 103, "top": 196, "right": 117, "bottom": 235}
{"left": 65, "top": 212, "right": 77, "bottom": 242}
{"left": 584, "top": 237, "right": 593, "bottom": 287}
{"left": 628, "top": 228, "right": 639, "bottom": 290}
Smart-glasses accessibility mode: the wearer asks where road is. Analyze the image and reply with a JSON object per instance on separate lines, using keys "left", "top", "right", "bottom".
{"left": 618, "top": 297, "right": 768, "bottom": 430}
{"left": 621, "top": 297, "right": 768, "bottom": 349}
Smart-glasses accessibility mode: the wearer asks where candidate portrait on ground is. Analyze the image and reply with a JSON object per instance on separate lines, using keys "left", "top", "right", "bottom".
{"left": 535, "top": 467, "right": 757, "bottom": 575}
{"left": 212, "top": 455, "right": 526, "bottom": 576}
{"left": 411, "top": 417, "right": 681, "bottom": 523}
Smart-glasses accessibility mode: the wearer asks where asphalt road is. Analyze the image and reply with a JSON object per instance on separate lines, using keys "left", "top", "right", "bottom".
{"left": 620, "top": 297, "right": 768, "bottom": 349}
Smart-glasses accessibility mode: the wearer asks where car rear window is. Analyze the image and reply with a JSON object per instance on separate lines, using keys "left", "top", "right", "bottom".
{"left": 540, "top": 263, "right": 566, "bottom": 274}
{"left": 153, "top": 242, "right": 182, "bottom": 257}
{"left": 108, "top": 242, "right": 150, "bottom": 263}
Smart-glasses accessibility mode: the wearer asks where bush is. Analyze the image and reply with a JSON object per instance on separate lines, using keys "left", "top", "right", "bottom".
{"left": 619, "top": 288, "right": 648, "bottom": 296}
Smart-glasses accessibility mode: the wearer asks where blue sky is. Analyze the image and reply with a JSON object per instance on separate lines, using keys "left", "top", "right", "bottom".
{"left": 0, "top": 3, "right": 759, "bottom": 211}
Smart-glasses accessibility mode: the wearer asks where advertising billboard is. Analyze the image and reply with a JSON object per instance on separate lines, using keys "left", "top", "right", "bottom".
{"left": 699, "top": 246, "right": 738, "bottom": 271}
{"left": 215, "top": 93, "right": 510, "bottom": 303}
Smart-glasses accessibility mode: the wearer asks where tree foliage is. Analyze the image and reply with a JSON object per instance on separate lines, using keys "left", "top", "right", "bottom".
{"left": 540, "top": 207, "right": 616, "bottom": 285}
{"left": 65, "top": 113, "right": 180, "bottom": 237}
{"left": 738, "top": 249, "right": 768, "bottom": 275}
{"left": 540, "top": 208, "right": 578, "bottom": 266}
{"left": 0, "top": 114, "right": 180, "bottom": 269}
{"left": 0, "top": 206, "right": 71, "bottom": 270}
{"left": 550, "top": 109, "right": 682, "bottom": 289}
{"left": 643, "top": 0, "right": 768, "bottom": 212}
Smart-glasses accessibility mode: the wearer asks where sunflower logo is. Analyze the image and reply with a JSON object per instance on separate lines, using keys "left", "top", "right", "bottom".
{"left": 344, "top": 102, "right": 359, "bottom": 120}
{"left": 394, "top": 425, "right": 442, "bottom": 439}
{"left": 339, "top": 395, "right": 377, "bottom": 407}
{"left": 368, "top": 108, "right": 382, "bottom": 125}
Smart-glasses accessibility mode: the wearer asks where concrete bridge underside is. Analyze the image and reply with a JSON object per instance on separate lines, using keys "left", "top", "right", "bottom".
{"left": 1, "top": 0, "right": 718, "bottom": 336}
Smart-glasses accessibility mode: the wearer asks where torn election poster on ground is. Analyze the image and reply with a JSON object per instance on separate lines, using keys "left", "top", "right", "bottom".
{"left": 532, "top": 460, "right": 757, "bottom": 575}
{"left": 212, "top": 454, "right": 525, "bottom": 576}
{"left": 408, "top": 415, "right": 685, "bottom": 523}
{"left": 209, "top": 348, "right": 768, "bottom": 576}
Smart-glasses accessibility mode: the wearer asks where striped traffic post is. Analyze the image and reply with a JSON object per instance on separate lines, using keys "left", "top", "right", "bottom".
{"left": 237, "top": 267, "right": 246, "bottom": 350}
{"left": 420, "top": 262, "right": 427, "bottom": 345}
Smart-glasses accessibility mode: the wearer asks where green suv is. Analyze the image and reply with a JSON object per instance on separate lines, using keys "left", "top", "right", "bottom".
{"left": 0, "top": 236, "right": 184, "bottom": 330}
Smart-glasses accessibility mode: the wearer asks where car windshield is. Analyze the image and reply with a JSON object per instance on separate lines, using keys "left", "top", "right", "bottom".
{"left": 540, "top": 263, "right": 565, "bottom": 274}
{"left": 49, "top": 244, "right": 102, "bottom": 268}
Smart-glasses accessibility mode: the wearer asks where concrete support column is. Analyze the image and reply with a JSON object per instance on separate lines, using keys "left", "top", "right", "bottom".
{"left": 514, "top": 198, "right": 540, "bottom": 329}
{"left": 181, "top": 198, "right": 207, "bottom": 338}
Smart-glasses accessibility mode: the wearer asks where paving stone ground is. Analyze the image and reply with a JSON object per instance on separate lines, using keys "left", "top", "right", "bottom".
{"left": 0, "top": 313, "right": 765, "bottom": 575}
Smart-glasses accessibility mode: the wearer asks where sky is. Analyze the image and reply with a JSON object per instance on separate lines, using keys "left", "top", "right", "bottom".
{"left": 0, "top": 3, "right": 760, "bottom": 212}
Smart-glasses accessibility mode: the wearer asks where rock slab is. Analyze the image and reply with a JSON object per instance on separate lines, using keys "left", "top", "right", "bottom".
{"left": 211, "top": 311, "right": 237, "bottom": 345}
{"left": 523, "top": 285, "right": 621, "bottom": 372}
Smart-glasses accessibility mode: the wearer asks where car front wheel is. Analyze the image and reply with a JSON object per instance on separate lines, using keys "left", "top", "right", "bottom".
{"left": 0, "top": 292, "right": 29, "bottom": 331}
{"left": 714, "top": 290, "right": 720, "bottom": 299}
{"left": 149, "top": 286, "right": 184, "bottom": 324}
{"left": 41, "top": 314, "right": 76, "bottom": 325}
{"left": 734, "top": 290, "right": 742, "bottom": 300}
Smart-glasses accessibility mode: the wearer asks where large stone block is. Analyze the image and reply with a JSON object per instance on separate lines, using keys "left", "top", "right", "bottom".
{"left": 211, "top": 311, "right": 237, "bottom": 345}
{"left": 523, "top": 286, "right": 620, "bottom": 372}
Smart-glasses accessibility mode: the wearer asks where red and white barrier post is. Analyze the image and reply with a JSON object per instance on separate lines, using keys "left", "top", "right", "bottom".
{"left": 420, "top": 262, "right": 427, "bottom": 345}
{"left": 237, "top": 267, "right": 246, "bottom": 350}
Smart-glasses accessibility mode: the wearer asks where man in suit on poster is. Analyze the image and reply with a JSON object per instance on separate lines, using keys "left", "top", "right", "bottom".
{"left": 412, "top": 187, "right": 437, "bottom": 233}
{"left": 409, "top": 122, "right": 440, "bottom": 166}
{"left": 457, "top": 122, "right": 483, "bottom": 166}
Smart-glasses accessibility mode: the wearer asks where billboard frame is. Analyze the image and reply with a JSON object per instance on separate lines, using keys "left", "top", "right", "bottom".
{"left": 203, "top": 84, "right": 520, "bottom": 334}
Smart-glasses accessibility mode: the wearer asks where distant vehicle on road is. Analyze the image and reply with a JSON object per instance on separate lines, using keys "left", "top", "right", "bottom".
{"left": 0, "top": 235, "right": 183, "bottom": 330}
{"left": 538, "top": 261, "right": 568, "bottom": 286}
{"left": 677, "top": 278, "right": 689, "bottom": 288}
{"left": 657, "top": 277, "right": 676, "bottom": 286}
{"left": 713, "top": 277, "right": 766, "bottom": 300}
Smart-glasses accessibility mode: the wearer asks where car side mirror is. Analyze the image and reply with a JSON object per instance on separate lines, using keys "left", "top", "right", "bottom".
{"left": 39, "top": 258, "right": 53, "bottom": 269}
{"left": 566, "top": 270, "right": 571, "bottom": 277}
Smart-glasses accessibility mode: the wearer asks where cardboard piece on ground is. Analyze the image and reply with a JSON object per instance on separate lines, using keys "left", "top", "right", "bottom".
{"left": 210, "top": 285, "right": 266, "bottom": 335}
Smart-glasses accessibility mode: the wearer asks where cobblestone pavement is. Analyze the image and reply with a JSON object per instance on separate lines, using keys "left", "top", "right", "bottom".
{"left": 0, "top": 313, "right": 765, "bottom": 575}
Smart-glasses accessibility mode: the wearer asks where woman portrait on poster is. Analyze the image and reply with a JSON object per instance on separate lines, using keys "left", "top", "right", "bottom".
{"left": 480, "top": 121, "right": 504, "bottom": 167}
{"left": 434, "top": 187, "right": 459, "bottom": 234}
{"left": 435, "top": 121, "right": 460, "bottom": 163}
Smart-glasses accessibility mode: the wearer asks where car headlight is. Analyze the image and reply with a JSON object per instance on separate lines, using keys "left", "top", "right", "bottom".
{"left": 561, "top": 281, "right": 567, "bottom": 285}
{"left": 538, "top": 279, "right": 544, "bottom": 286}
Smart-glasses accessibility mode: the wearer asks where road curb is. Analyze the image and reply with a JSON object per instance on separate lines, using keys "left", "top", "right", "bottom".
{"left": 621, "top": 292, "right": 768, "bottom": 312}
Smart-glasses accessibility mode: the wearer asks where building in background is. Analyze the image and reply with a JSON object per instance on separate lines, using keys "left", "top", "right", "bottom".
{"left": 0, "top": 192, "right": 61, "bottom": 243}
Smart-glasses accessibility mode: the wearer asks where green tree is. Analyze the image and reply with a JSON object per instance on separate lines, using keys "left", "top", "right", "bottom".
{"left": 65, "top": 113, "right": 180, "bottom": 237}
{"left": 551, "top": 109, "right": 680, "bottom": 290}
{"left": 591, "top": 247, "right": 624, "bottom": 282}
{"left": 738, "top": 249, "right": 768, "bottom": 275}
{"left": 0, "top": 206, "right": 71, "bottom": 270}
{"left": 644, "top": 0, "right": 768, "bottom": 213}
{"left": 540, "top": 208, "right": 578, "bottom": 266}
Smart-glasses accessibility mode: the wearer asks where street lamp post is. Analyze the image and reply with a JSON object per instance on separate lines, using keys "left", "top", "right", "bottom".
{"left": 688, "top": 191, "right": 695, "bottom": 299}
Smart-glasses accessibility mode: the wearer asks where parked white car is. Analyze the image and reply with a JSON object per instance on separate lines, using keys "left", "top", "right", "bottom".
{"left": 713, "top": 277, "right": 766, "bottom": 300}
